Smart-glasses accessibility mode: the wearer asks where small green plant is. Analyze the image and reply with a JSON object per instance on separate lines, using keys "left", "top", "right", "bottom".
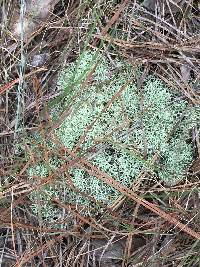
{"left": 27, "top": 50, "right": 199, "bottom": 220}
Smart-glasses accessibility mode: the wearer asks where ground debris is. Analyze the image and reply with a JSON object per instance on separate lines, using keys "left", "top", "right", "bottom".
{"left": 11, "top": 0, "right": 59, "bottom": 40}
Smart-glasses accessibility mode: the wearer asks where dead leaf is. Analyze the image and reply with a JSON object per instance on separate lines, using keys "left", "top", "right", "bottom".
{"left": 142, "top": 0, "right": 184, "bottom": 14}
{"left": 180, "top": 64, "right": 191, "bottom": 81}
{"left": 190, "top": 158, "right": 200, "bottom": 175}
{"left": 30, "top": 53, "right": 50, "bottom": 68}
{"left": 11, "top": 0, "right": 59, "bottom": 40}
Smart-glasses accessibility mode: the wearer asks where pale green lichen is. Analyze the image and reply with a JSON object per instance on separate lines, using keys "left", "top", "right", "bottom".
{"left": 27, "top": 50, "right": 199, "bottom": 220}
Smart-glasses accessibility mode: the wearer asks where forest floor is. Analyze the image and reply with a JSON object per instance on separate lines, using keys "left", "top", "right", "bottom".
{"left": 0, "top": 0, "right": 200, "bottom": 266}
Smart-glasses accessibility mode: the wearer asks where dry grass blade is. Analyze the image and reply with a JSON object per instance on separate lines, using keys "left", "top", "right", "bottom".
{"left": 0, "top": 68, "right": 46, "bottom": 95}
{"left": 16, "top": 235, "right": 65, "bottom": 267}
{"left": 98, "top": 0, "right": 129, "bottom": 37}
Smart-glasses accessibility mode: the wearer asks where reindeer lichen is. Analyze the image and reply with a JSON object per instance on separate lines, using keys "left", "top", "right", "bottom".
{"left": 27, "top": 51, "right": 199, "bottom": 220}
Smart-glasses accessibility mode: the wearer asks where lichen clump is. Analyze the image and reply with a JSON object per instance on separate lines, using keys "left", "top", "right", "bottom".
{"left": 28, "top": 51, "right": 199, "bottom": 215}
